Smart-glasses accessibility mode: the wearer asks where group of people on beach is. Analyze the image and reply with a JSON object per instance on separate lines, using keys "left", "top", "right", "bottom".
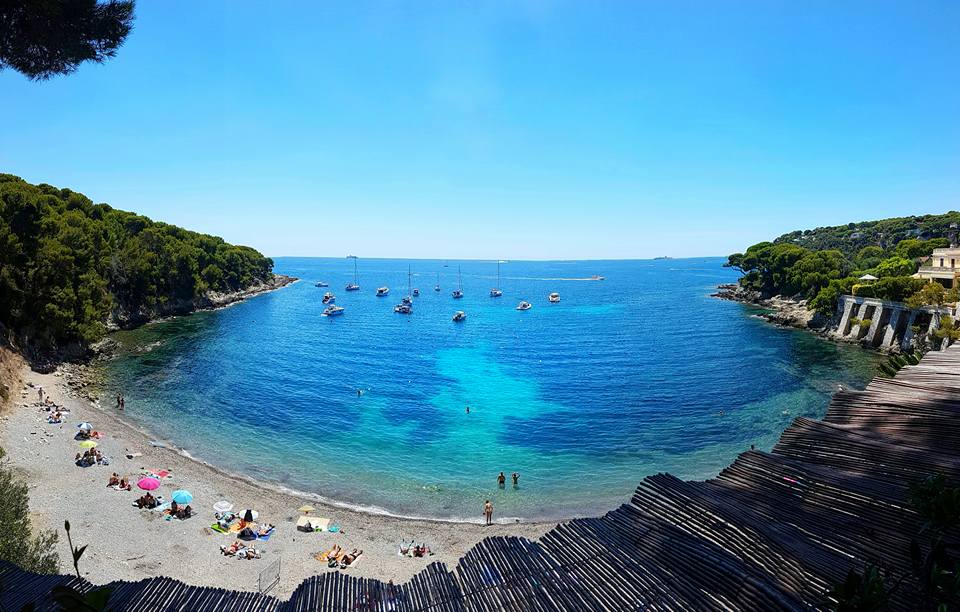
{"left": 107, "top": 473, "right": 132, "bottom": 490}
{"left": 75, "top": 448, "right": 108, "bottom": 467}
{"left": 115, "top": 393, "right": 125, "bottom": 411}
{"left": 220, "top": 540, "right": 263, "bottom": 560}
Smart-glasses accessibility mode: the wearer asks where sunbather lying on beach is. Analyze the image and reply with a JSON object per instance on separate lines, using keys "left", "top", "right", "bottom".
{"left": 258, "top": 523, "right": 274, "bottom": 537}
{"left": 107, "top": 473, "right": 120, "bottom": 487}
{"left": 413, "top": 544, "right": 431, "bottom": 558}
{"left": 238, "top": 547, "right": 262, "bottom": 560}
{"left": 340, "top": 549, "right": 363, "bottom": 568}
{"left": 317, "top": 544, "right": 343, "bottom": 564}
{"left": 220, "top": 540, "right": 245, "bottom": 556}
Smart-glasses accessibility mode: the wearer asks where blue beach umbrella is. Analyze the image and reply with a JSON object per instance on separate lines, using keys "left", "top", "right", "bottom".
{"left": 171, "top": 490, "right": 193, "bottom": 504}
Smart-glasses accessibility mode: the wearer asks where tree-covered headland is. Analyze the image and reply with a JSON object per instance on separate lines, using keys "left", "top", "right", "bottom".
{"left": 0, "top": 174, "right": 276, "bottom": 354}
{"left": 725, "top": 213, "right": 960, "bottom": 316}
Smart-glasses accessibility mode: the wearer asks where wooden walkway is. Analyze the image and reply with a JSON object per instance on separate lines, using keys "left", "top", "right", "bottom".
{"left": 4, "top": 346, "right": 960, "bottom": 610}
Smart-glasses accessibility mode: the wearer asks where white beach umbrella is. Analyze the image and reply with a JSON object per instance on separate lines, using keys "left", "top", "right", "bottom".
{"left": 859, "top": 274, "right": 878, "bottom": 281}
{"left": 213, "top": 500, "right": 233, "bottom": 513}
{"left": 77, "top": 422, "right": 93, "bottom": 431}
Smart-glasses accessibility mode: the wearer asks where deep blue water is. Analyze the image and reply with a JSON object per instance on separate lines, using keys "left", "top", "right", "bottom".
{"left": 97, "top": 257, "right": 882, "bottom": 521}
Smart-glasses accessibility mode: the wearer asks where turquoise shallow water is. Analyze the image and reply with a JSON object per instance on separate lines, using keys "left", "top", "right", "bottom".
{"left": 97, "top": 258, "right": 882, "bottom": 521}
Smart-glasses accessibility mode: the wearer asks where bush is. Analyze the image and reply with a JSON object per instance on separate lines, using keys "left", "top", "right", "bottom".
{"left": 0, "top": 447, "right": 59, "bottom": 573}
{"left": 851, "top": 284, "right": 875, "bottom": 298}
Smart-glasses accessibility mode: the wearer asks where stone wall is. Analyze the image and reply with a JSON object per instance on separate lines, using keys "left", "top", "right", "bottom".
{"left": 832, "top": 295, "right": 954, "bottom": 351}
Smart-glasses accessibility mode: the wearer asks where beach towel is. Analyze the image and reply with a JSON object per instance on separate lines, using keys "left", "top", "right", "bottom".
{"left": 210, "top": 523, "right": 230, "bottom": 534}
{"left": 314, "top": 546, "right": 339, "bottom": 563}
{"left": 256, "top": 527, "right": 275, "bottom": 541}
{"left": 151, "top": 501, "right": 171, "bottom": 514}
{"left": 328, "top": 523, "right": 340, "bottom": 533}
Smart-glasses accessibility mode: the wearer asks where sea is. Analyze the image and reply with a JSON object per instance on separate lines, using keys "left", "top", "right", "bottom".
{"left": 95, "top": 257, "right": 883, "bottom": 522}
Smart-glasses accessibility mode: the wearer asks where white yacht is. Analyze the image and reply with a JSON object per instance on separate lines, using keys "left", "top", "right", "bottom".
{"left": 394, "top": 303, "right": 412, "bottom": 314}
{"left": 452, "top": 311, "right": 467, "bottom": 322}
{"left": 322, "top": 305, "right": 344, "bottom": 317}
{"left": 516, "top": 301, "right": 532, "bottom": 311}
{"left": 322, "top": 292, "right": 336, "bottom": 304}
{"left": 490, "top": 260, "right": 503, "bottom": 297}
{"left": 345, "top": 256, "right": 360, "bottom": 291}
{"left": 315, "top": 281, "right": 328, "bottom": 287}
{"left": 376, "top": 287, "right": 390, "bottom": 297}
{"left": 549, "top": 292, "right": 560, "bottom": 303}
{"left": 452, "top": 266, "right": 464, "bottom": 299}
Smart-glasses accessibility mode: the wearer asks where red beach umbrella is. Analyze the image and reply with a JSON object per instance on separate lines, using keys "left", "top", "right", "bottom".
{"left": 137, "top": 477, "right": 160, "bottom": 491}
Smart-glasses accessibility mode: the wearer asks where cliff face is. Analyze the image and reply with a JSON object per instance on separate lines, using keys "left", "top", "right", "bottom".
{"left": 109, "top": 274, "right": 297, "bottom": 330}
{"left": 0, "top": 343, "right": 25, "bottom": 415}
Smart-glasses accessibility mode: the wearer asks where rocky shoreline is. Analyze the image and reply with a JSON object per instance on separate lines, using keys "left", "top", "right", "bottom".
{"left": 712, "top": 283, "right": 828, "bottom": 330}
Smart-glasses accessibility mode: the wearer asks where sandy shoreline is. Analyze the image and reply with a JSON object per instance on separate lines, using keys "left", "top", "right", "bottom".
{"left": 0, "top": 364, "right": 553, "bottom": 597}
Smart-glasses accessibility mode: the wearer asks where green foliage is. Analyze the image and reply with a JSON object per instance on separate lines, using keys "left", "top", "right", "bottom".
{"left": 731, "top": 214, "right": 960, "bottom": 316}
{"left": 0, "top": 1, "right": 135, "bottom": 80}
{"left": 0, "top": 175, "right": 274, "bottom": 350}
{"left": 872, "top": 257, "right": 917, "bottom": 278}
{"left": 828, "top": 564, "right": 890, "bottom": 611}
{"left": 933, "top": 316, "right": 960, "bottom": 344}
{"left": 809, "top": 278, "right": 856, "bottom": 315}
{"left": 0, "top": 447, "right": 59, "bottom": 573}
{"left": 908, "top": 474, "right": 960, "bottom": 609}
{"left": 906, "top": 284, "right": 949, "bottom": 309}
{"left": 50, "top": 520, "right": 113, "bottom": 610}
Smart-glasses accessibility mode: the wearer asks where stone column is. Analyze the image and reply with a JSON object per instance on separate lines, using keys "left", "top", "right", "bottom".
{"left": 837, "top": 297, "right": 855, "bottom": 336}
{"left": 864, "top": 306, "right": 884, "bottom": 345}
{"left": 882, "top": 309, "right": 901, "bottom": 348}
{"left": 849, "top": 302, "right": 870, "bottom": 339}
{"left": 900, "top": 310, "right": 919, "bottom": 351}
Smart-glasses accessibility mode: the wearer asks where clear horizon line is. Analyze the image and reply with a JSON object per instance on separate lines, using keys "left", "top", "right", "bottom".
{"left": 268, "top": 254, "right": 727, "bottom": 262}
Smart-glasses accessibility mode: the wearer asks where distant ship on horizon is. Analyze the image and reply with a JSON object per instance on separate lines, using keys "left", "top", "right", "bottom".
{"left": 653, "top": 256, "right": 673, "bottom": 260}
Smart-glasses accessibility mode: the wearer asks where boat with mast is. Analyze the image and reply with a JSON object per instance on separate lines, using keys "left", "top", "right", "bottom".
{"left": 452, "top": 266, "right": 464, "bottom": 299}
{"left": 396, "top": 266, "right": 413, "bottom": 313}
{"left": 345, "top": 256, "right": 360, "bottom": 291}
{"left": 434, "top": 272, "right": 440, "bottom": 292}
{"left": 489, "top": 260, "right": 503, "bottom": 297}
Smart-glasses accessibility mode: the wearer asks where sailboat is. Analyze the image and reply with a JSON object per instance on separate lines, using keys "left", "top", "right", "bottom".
{"left": 434, "top": 272, "right": 440, "bottom": 292}
{"left": 395, "top": 266, "right": 413, "bottom": 314}
{"left": 489, "top": 260, "right": 503, "bottom": 297}
{"left": 345, "top": 256, "right": 360, "bottom": 291}
{"left": 452, "top": 266, "right": 464, "bottom": 299}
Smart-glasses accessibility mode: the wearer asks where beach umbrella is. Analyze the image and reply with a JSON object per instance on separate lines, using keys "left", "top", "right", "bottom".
{"left": 77, "top": 422, "right": 93, "bottom": 431}
{"left": 243, "top": 509, "right": 259, "bottom": 522}
{"left": 298, "top": 504, "right": 316, "bottom": 514}
{"left": 213, "top": 500, "right": 233, "bottom": 513}
{"left": 78, "top": 440, "right": 98, "bottom": 449}
{"left": 137, "top": 477, "right": 160, "bottom": 491}
{"left": 171, "top": 490, "right": 193, "bottom": 504}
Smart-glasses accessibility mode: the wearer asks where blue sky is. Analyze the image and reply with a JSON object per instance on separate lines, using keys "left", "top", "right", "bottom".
{"left": 2, "top": 1, "right": 959, "bottom": 259}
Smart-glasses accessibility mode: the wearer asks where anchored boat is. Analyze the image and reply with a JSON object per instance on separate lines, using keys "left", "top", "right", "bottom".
{"left": 490, "top": 260, "right": 503, "bottom": 297}
{"left": 322, "top": 305, "right": 344, "bottom": 317}
{"left": 322, "top": 292, "right": 336, "bottom": 304}
{"left": 549, "top": 292, "right": 560, "bottom": 303}
{"left": 452, "top": 310, "right": 466, "bottom": 322}
{"left": 345, "top": 256, "right": 360, "bottom": 291}
{"left": 452, "top": 266, "right": 464, "bottom": 299}
{"left": 516, "top": 301, "right": 532, "bottom": 311}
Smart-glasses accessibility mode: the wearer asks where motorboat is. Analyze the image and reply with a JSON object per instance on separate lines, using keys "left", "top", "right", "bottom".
{"left": 590, "top": 275, "right": 605, "bottom": 281}
{"left": 376, "top": 287, "right": 390, "bottom": 296}
{"left": 315, "top": 281, "right": 329, "bottom": 287}
{"left": 322, "top": 305, "right": 344, "bottom": 317}
{"left": 490, "top": 260, "right": 503, "bottom": 297}
{"left": 402, "top": 296, "right": 412, "bottom": 305}
{"left": 452, "top": 266, "right": 464, "bottom": 299}
{"left": 394, "top": 303, "right": 412, "bottom": 314}
{"left": 548, "top": 292, "right": 560, "bottom": 303}
{"left": 322, "top": 292, "right": 336, "bottom": 304}
{"left": 345, "top": 256, "right": 360, "bottom": 291}
{"left": 413, "top": 288, "right": 420, "bottom": 297}
{"left": 516, "top": 301, "right": 532, "bottom": 311}
{"left": 452, "top": 311, "right": 467, "bottom": 322}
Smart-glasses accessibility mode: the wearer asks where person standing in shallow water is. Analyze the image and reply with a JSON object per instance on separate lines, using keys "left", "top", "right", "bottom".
{"left": 120, "top": 395, "right": 125, "bottom": 411}
{"left": 497, "top": 472, "right": 505, "bottom": 488}
{"left": 465, "top": 406, "right": 470, "bottom": 414}
{"left": 512, "top": 472, "right": 519, "bottom": 488}
{"left": 484, "top": 500, "right": 493, "bottom": 525}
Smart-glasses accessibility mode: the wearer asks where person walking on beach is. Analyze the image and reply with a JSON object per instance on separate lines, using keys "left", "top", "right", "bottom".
{"left": 37, "top": 386, "right": 44, "bottom": 403}
{"left": 484, "top": 500, "right": 493, "bottom": 525}
{"left": 512, "top": 472, "right": 519, "bottom": 487}
{"left": 497, "top": 472, "right": 506, "bottom": 488}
